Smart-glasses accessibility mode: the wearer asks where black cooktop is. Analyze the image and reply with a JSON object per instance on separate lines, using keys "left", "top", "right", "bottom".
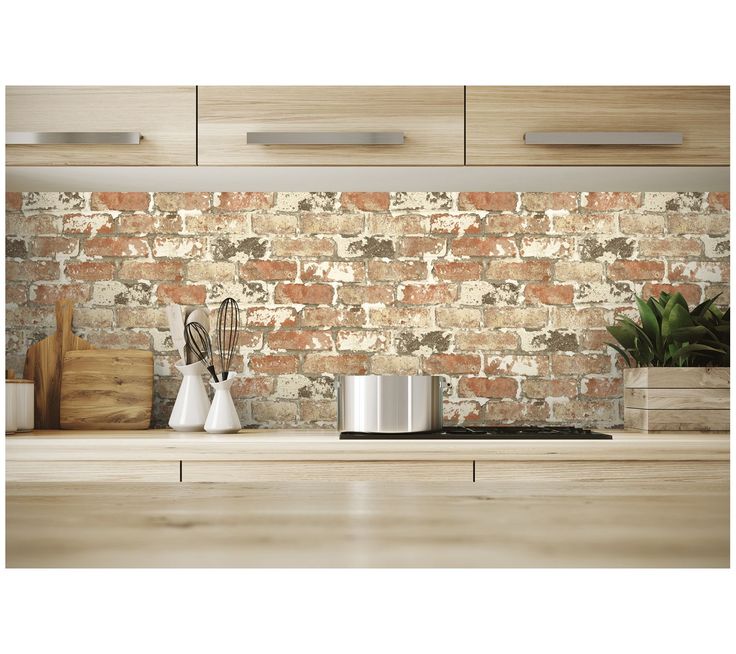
{"left": 339, "top": 425, "right": 612, "bottom": 440}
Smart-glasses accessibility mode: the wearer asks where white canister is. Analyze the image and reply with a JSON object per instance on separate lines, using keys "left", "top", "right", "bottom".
{"left": 204, "top": 373, "right": 242, "bottom": 434}
{"left": 12, "top": 380, "right": 35, "bottom": 431}
{"left": 169, "top": 359, "right": 211, "bottom": 432}
{"left": 5, "top": 382, "right": 17, "bottom": 434}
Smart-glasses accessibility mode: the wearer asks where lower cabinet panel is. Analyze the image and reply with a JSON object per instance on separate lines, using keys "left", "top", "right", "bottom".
{"left": 6, "top": 460, "right": 180, "bottom": 482}
{"left": 474, "top": 461, "right": 729, "bottom": 486}
{"left": 183, "top": 460, "right": 473, "bottom": 482}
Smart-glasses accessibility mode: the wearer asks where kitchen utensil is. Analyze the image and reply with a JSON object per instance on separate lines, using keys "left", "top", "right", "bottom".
{"left": 5, "top": 382, "right": 17, "bottom": 434}
{"left": 23, "top": 299, "right": 94, "bottom": 428}
{"left": 7, "top": 379, "right": 35, "bottom": 431}
{"left": 60, "top": 350, "right": 153, "bottom": 430}
{"left": 185, "top": 307, "right": 211, "bottom": 365}
{"left": 204, "top": 373, "right": 241, "bottom": 433}
{"left": 337, "top": 375, "right": 444, "bottom": 434}
{"left": 165, "top": 304, "right": 187, "bottom": 362}
{"left": 216, "top": 297, "right": 240, "bottom": 381}
{"left": 185, "top": 321, "right": 219, "bottom": 382}
{"left": 169, "top": 359, "right": 211, "bottom": 431}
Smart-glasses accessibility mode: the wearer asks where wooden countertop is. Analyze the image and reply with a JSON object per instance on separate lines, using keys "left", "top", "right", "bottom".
{"left": 6, "top": 428, "right": 730, "bottom": 461}
{"left": 6, "top": 478, "right": 728, "bottom": 567}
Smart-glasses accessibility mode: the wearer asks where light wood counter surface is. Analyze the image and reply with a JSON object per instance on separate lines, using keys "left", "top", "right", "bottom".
{"left": 6, "top": 478, "right": 728, "bottom": 567}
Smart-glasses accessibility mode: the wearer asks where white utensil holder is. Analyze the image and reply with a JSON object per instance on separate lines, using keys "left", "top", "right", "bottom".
{"left": 205, "top": 372, "right": 241, "bottom": 434}
{"left": 169, "top": 359, "right": 211, "bottom": 432}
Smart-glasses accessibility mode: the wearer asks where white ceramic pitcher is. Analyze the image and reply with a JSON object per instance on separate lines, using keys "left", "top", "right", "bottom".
{"left": 204, "top": 372, "right": 241, "bottom": 434}
{"left": 169, "top": 359, "right": 211, "bottom": 432}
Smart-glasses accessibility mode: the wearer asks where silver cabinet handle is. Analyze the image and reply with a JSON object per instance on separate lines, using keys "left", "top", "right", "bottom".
{"left": 246, "top": 131, "right": 405, "bottom": 145}
{"left": 524, "top": 132, "right": 683, "bottom": 145}
{"left": 6, "top": 131, "right": 142, "bottom": 145}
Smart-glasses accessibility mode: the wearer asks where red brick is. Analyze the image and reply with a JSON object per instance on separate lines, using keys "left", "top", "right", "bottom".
{"left": 443, "top": 400, "right": 483, "bottom": 424}
{"left": 486, "top": 214, "right": 551, "bottom": 234}
{"left": 366, "top": 213, "right": 428, "bottom": 235}
{"left": 707, "top": 192, "right": 730, "bottom": 211}
{"left": 230, "top": 377, "right": 274, "bottom": 398}
{"left": 84, "top": 237, "right": 150, "bottom": 257}
{"left": 523, "top": 379, "right": 577, "bottom": 399}
{"left": 187, "top": 262, "right": 236, "bottom": 282}
{"left": 32, "top": 283, "right": 89, "bottom": 304}
{"left": 301, "top": 307, "right": 366, "bottom": 328}
{"left": 459, "top": 377, "right": 518, "bottom": 398}
{"left": 521, "top": 192, "right": 578, "bottom": 212}
{"left": 115, "top": 308, "right": 168, "bottom": 329}
{"left": 275, "top": 283, "right": 334, "bottom": 305}
{"left": 302, "top": 261, "right": 365, "bottom": 283}
{"left": 272, "top": 237, "right": 335, "bottom": 257}
{"left": 267, "top": 331, "right": 333, "bottom": 351}
{"left": 6, "top": 285, "right": 27, "bottom": 304}
{"left": 5, "top": 212, "right": 59, "bottom": 235}
{"left": 156, "top": 284, "right": 206, "bottom": 305}
{"left": 337, "top": 285, "right": 394, "bottom": 305}
{"left": 399, "top": 283, "right": 457, "bottom": 304}
{"left": 302, "top": 353, "right": 370, "bottom": 374}
{"left": 669, "top": 262, "right": 729, "bottom": 283}
{"left": 32, "top": 237, "right": 78, "bottom": 257}
{"left": 551, "top": 354, "right": 610, "bottom": 375}
{"left": 151, "top": 237, "right": 204, "bottom": 258}
{"left": 642, "top": 283, "right": 702, "bottom": 306}
{"left": 455, "top": 331, "right": 519, "bottom": 351}
{"left": 217, "top": 192, "right": 273, "bottom": 211}
{"left": 637, "top": 238, "right": 702, "bottom": 257}
{"left": 154, "top": 192, "right": 212, "bottom": 212}
{"left": 118, "top": 213, "right": 183, "bottom": 234}
{"left": 584, "top": 192, "right": 641, "bottom": 211}
{"left": 251, "top": 213, "right": 298, "bottom": 235}
{"left": 62, "top": 213, "right": 115, "bottom": 235}
{"left": 340, "top": 192, "right": 390, "bottom": 211}
{"left": 486, "top": 260, "right": 552, "bottom": 281}
{"left": 370, "top": 307, "right": 431, "bottom": 328}
{"left": 119, "top": 260, "right": 184, "bottom": 281}
{"left": 608, "top": 260, "right": 665, "bottom": 281}
{"left": 367, "top": 261, "right": 428, "bottom": 281}
{"left": 554, "top": 213, "right": 617, "bottom": 233}
{"left": 451, "top": 237, "right": 517, "bottom": 257}
{"left": 458, "top": 192, "right": 517, "bottom": 211}
{"left": 84, "top": 331, "right": 151, "bottom": 349}
{"left": 552, "top": 307, "right": 609, "bottom": 329}
{"left": 7, "top": 260, "right": 60, "bottom": 281}
{"left": 335, "top": 330, "right": 389, "bottom": 352}
{"left": 186, "top": 213, "right": 249, "bottom": 233}
{"left": 65, "top": 261, "right": 114, "bottom": 281}
{"left": 245, "top": 307, "right": 298, "bottom": 328}
{"left": 423, "top": 354, "right": 481, "bottom": 374}
{"left": 397, "top": 237, "right": 446, "bottom": 257}
{"left": 485, "top": 400, "right": 550, "bottom": 424}
{"left": 484, "top": 307, "right": 548, "bottom": 329}
{"left": 301, "top": 213, "right": 363, "bottom": 235}
{"left": 581, "top": 376, "right": 622, "bottom": 398}
{"left": 6, "top": 192, "right": 22, "bottom": 211}
{"left": 524, "top": 284, "right": 574, "bottom": 305}
{"left": 433, "top": 261, "right": 482, "bottom": 281}
{"left": 240, "top": 260, "right": 297, "bottom": 281}
{"left": 91, "top": 192, "right": 150, "bottom": 211}
{"left": 485, "top": 355, "right": 550, "bottom": 376}
{"left": 429, "top": 213, "right": 482, "bottom": 235}
{"left": 249, "top": 354, "right": 299, "bottom": 375}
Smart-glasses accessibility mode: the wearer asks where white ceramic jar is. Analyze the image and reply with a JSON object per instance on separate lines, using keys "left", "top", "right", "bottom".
{"left": 13, "top": 380, "right": 35, "bottom": 431}
{"left": 5, "top": 382, "right": 18, "bottom": 434}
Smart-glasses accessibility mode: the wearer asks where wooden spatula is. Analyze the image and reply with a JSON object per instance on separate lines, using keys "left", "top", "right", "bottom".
{"left": 23, "top": 299, "right": 94, "bottom": 429}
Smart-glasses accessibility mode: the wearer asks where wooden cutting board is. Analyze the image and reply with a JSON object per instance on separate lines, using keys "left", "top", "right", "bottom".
{"left": 23, "top": 300, "right": 94, "bottom": 429}
{"left": 60, "top": 350, "right": 154, "bottom": 430}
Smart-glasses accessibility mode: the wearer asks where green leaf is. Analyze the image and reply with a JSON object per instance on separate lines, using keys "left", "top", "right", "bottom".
{"left": 636, "top": 296, "right": 661, "bottom": 353}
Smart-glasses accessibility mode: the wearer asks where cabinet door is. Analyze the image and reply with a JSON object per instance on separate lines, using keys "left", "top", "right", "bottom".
{"left": 198, "top": 86, "right": 464, "bottom": 165}
{"left": 466, "top": 86, "right": 729, "bottom": 165}
{"left": 183, "top": 460, "right": 473, "bottom": 481}
{"left": 6, "top": 460, "right": 179, "bottom": 482}
{"left": 6, "top": 86, "right": 196, "bottom": 166}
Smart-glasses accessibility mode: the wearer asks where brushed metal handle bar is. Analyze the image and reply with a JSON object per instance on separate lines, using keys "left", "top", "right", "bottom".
{"left": 6, "top": 132, "right": 142, "bottom": 145}
{"left": 524, "top": 131, "right": 683, "bottom": 145}
{"left": 246, "top": 131, "right": 405, "bottom": 145}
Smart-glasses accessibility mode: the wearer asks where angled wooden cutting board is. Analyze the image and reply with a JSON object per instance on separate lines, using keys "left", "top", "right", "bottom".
{"left": 60, "top": 350, "right": 154, "bottom": 430}
{"left": 23, "top": 300, "right": 94, "bottom": 429}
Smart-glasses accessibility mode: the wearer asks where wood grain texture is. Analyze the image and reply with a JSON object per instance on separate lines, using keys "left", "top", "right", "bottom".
{"left": 183, "top": 460, "right": 472, "bottom": 482}
{"left": 6, "top": 461, "right": 178, "bottom": 482}
{"left": 624, "top": 367, "right": 730, "bottom": 389}
{"left": 466, "top": 86, "right": 730, "bottom": 165}
{"left": 625, "top": 387, "right": 730, "bottom": 410}
{"left": 6, "top": 86, "right": 196, "bottom": 166}
{"left": 60, "top": 350, "right": 153, "bottom": 430}
{"left": 23, "top": 300, "right": 93, "bottom": 429}
{"left": 624, "top": 407, "right": 730, "bottom": 432}
{"left": 198, "top": 86, "right": 464, "bottom": 165}
{"left": 5, "top": 480, "right": 728, "bottom": 567}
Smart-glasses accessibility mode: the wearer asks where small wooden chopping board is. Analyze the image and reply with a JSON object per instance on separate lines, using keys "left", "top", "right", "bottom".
{"left": 60, "top": 350, "right": 154, "bottom": 430}
{"left": 23, "top": 300, "right": 94, "bottom": 429}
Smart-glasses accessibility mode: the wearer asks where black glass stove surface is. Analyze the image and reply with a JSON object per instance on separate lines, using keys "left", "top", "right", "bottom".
{"left": 340, "top": 425, "right": 612, "bottom": 440}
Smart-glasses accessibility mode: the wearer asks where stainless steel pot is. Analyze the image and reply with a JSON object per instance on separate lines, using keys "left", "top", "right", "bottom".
{"left": 337, "top": 375, "right": 443, "bottom": 434}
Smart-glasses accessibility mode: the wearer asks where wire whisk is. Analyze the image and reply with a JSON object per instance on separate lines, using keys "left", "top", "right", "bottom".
{"left": 185, "top": 321, "right": 219, "bottom": 382}
{"left": 216, "top": 297, "right": 240, "bottom": 381}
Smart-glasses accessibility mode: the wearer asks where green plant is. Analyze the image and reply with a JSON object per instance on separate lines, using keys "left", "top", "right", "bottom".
{"left": 606, "top": 291, "right": 730, "bottom": 367}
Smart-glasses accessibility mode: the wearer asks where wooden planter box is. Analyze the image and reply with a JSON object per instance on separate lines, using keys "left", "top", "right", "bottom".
{"left": 624, "top": 367, "right": 730, "bottom": 432}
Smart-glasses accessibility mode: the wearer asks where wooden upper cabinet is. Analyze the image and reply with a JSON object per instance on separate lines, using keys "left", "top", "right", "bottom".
{"left": 466, "top": 86, "right": 730, "bottom": 166}
{"left": 6, "top": 86, "right": 196, "bottom": 166}
{"left": 197, "top": 86, "right": 465, "bottom": 165}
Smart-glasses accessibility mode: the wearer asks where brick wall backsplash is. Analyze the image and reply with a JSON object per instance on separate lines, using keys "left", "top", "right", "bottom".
{"left": 5, "top": 191, "right": 730, "bottom": 428}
